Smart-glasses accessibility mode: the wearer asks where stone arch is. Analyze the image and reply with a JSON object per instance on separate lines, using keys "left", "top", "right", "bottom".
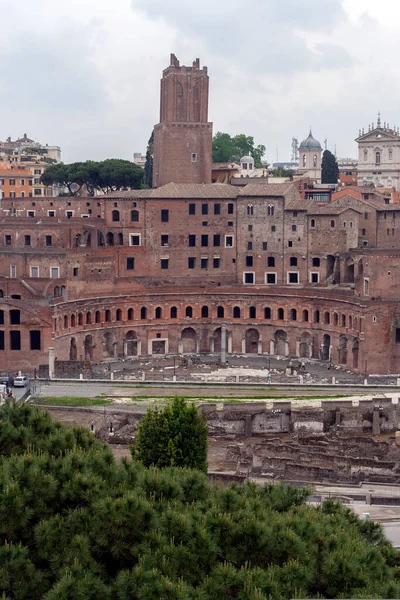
{"left": 84, "top": 334, "right": 94, "bottom": 361}
{"left": 181, "top": 327, "right": 197, "bottom": 353}
{"left": 299, "top": 332, "right": 313, "bottom": 358}
{"left": 338, "top": 335, "right": 348, "bottom": 365}
{"left": 352, "top": 338, "right": 359, "bottom": 370}
{"left": 127, "top": 308, "right": 134, "bottom": 321}
{"left": 125, "top": 330, "right": 138, "bottom": 356}
{"left": 321, "top": 334, "right": 331, "bottom": 361}
{"left": 212, "top": 327, "right": 222, "bottom": 353}
{"left": 69, "top": 337, "right": 77, "bottom": 361}
{"left": 95, "top": 310, "right": 101, "bottom": 323}
{"left": 103, "top": 331, "right": 114, "bottom": 358}
{"left": 245, "top": 328, "right": 260, "bottom": 354}
{"left": 274, "top": 330, "right": 288, "bottom": 356}
{"left": 233, "top": 306, "right": 241, "bottom": 318}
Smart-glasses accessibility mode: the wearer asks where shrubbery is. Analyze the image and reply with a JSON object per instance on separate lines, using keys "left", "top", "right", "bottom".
{"left": 0, "top": 401, "right": 399, "bottom": 599}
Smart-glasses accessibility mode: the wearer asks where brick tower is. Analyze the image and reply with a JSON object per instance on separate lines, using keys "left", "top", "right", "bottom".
{"left": 152, "top": 54, "right": 213, "bottom": 188}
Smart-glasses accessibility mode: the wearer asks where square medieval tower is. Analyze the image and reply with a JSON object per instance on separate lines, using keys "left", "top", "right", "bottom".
{"left": 152, "top": 54, "right": 213, "bottom": 188}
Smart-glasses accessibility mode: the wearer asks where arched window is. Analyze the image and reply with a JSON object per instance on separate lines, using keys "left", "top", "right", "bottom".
{"left": 201, "top": 306, "right": 208, "bottom": 318}
{"left": 86, "top": 312, "right": 91, "bottom": 324}
{"left": 314, "top": 310, "right": 320, "bottom": 323}
{"left": 155, "top": 307, "right": 162, "bottom": 319}
{"left": 217, "top": 306, "right": 224, "bottom": 318}
{"left": 131, "top": 210, "right": 139, "bottom": 222}
{"left": 63, "top": 315, "right": 68, "bottom": 329}
{"left": 341, "top": 314, "right": 346, "bottom": 327}
{"left": 112, "top": 209, "right": 120, "bottom": 222}
{"left": 290, "top": 308, "right": 297, "bottom": 321}
{"left": 186, "top": 306, "right": 193, "bottom": 318}
{"left": 267, "top": 256, "right": 275, "bottom": 267}
{"left": 141, "top": 307, "right": 147, "bottom": 319}
{"left": 313, "top": 154, "right": 317, "bottom": 167}
{"left": 302, "top": 309, "right": 309, "bottom": 322}
{"left": 95, "top": 310, "right": 101, "bottom": 323}
{"left": 278, "top": 308, "right": 284, "bottom": 320}
{"left": 105, "top": 309, "right": 111, "bottom": 322}
{"left": 375, "top": 151, "right": 381, "bottom": 165}
{"left": 233, "top": 306, "right": 241, "bottom": 318}
{"left": 247, "top": 204, "right": 254, "bottom": 216}
{"left": 333, "top": 313, "right": 338, "bottom": 326}
{"left": 116, "top": 309, "right": 122, "bottom": 321}
{"left": 249, "top": 306, "right": 256, "bottom": 319}
{"left": 330, "top": 220, "right": 335, "bottom": 228}
{"left": 118, "top": 233, "right": 123, "bottom": 246}
{"left": 324, "top": 311, "right": 330, "bottom": 325}
{"left": 171, "top": 306, "right": 178, "bottom": 318}
{"left": 78, "top": 313, "right": 83, "bottom": 325}
{"left": 61, "top": 286, "right": 66, "bottom": 297}
{"left": 106, "top": 232, "right": 114, "bottom": 246}
{"left": 290, "top": 256, "right": 297, "bottom": 267}
{"left": 303, "top": 154, "right": 307, "bottom": 167}
{"left": 71, "top": 314, "right": 76, "bottom": 327}
{"left": 54, "top": 286, "right": 60, "bottom": 298}
{"left": 310, "top": 219, "right": 315, "bottom": 228}
{"left": 267, "top": 204, "right": 275, "bottom": 217}
{"left": 127, "top": 308, "right": 134, "bottom": 321}
{"left": 264, "top": 307, "right": 271, "bottom": 319}
{"left": 349, "top": 315, "right": 353, "bottom": 329}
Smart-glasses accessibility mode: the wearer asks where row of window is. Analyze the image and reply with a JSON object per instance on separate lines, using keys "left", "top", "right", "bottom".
{"left": 0, "top": 330, "right": 41, "bottom": 351}
{"left": 59, "top": 306, "right": 359, "bottom": 329}
{"left": 7, "top": 265, "right": 60, "bottom": 278}
{"left": 3, "top": 234, "right": 53, "bottom": 247}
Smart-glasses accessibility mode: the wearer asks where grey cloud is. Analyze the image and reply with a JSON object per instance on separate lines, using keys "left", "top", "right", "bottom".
{"left": 132, "top": 0, "right": 351, "bottom": 73}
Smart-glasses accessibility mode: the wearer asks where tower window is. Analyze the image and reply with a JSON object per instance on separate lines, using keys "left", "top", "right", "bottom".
{"left": 191, "top": 153, "right": 197, "bottom": 162}
{"left": 161, "top": 209, "right": 169, "bottom": 223}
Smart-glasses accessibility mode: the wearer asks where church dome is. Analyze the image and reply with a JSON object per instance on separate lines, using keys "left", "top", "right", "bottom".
{"left": 299, "top": 130, "right": 322, "bottom": 150}
{"left": 240, "top": 155, "right": 254, "bottom": 163}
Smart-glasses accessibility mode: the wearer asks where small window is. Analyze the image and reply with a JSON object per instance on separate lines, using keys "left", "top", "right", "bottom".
{"left": 10, "top": 309, "right": 20, "bottom": 325}
{"left": 247, "top": 204, "right": 254, "bottom": 216}
{"left": 292, "top": 211, "right": 298, "bottom": 217}
{"left": 4, "top": 235, "right": 12, "bottom": 246}
{"left": 131, "top": 210, "right": 139, "bottom": 222}
{"left": 225, "top": 235, "right": 233, "bottom": 248}
{"left": 10, "top": 331, "right": 21, "bottom": 351}
{"left": 141, "top": 307, "right": 147, "bottom": 319}
{"left": 186, "top": 306, "right": 193, "bottom": 318}
{"left": 30, "top": 266, "right": 39, "bottom": 278}
{"left": 310, "top": 219, "right": 315, "bottom": 228}
{"left": 312, "top": 257, "right": 320, "bottom": 267}
{"left": 364, "top": 277, "right": 369, "bottom": 296}
{"left": 287, "top": 241, "right": 293, "bottom": 247}
{"left": 290, "top": 308, "right": 297, "bottom": 321}
{"left": 73, "top": 267, "right": 79, "bottom": 277}
{"left": 189, "top": 204, "right": 196, "bottom": 215}
{"left": 202, "top": 203, "right": 208, "bottom": 215}
{"left": 228, "top": 203, "right": 234, "bottom": 214}
{"left": 129, "top": 234, "right": 141, "bottom": 246}
{"left": 271, "top": 225, "right": 276, "bottom": 232}
{"left": 27, "top": 210, "right": 35, "bottom": 217}
{"left": 290, "top": 257, "right": 297, "bottom": 267}
{"left": 170, "top": 306, "right": 177, "bottom": 318}
{"left": 264, "top": 307, "right": 271, "bottom": 319}
{"left": 188, "top": 257, "right": 196, "bottom": 269}
{"left": 201, "top": 235, "right": 208, "bottom": 247}
{"left": 201, "top": 306, "right": 209, "bottom": 318}
{"left": 112, "top": 210, "right": 120, "bottom": 222}
{"left": 262, "top": 242, "right": 268, "bottom": 251}
{"left": 127, "top": 257, "right": 135, "bottom": 270}
{"left": 288, "top": 272, "right": 299, "bottom": 284}
{"left": 161, "top": 258, "right": 169, "bottom": 270}
{"left": 395, "top": 328, "right": 400, "bottom": 344}
{"left": 362, "top": 228, "right": 366, "bottom": 235}
{"left": 201, "top": 258, "right": 208, "bottom": 269}
{"left": 24, "top": 235, "right": 31, "bottom": 246}
{"left": 10, "top": 265, "right": 16, "bottom": 278}
{"left": 189, "top": 234, "right": 196, "bottom": 247}
{"left": 45, "top": 235, "right": 52, "bottom": 247}
{"left": 246, "top": 255, "right": 253, "bottom": 267}
{"left": 277, "top": 308, "right": 284, "bottom": 320}
{"left": 155, "top": 307, "right": 162, "bottom": 319}
{"left": 330, "top": 220, "right": 335, "bottom": 228}
{"left": 248, "top": 225, "right": 253, "bottom": 232}
{"left": 214, "top": 203, "right": 221, "bottom": 215}
{"left": 247, "top": 242, "right": 253, "bottom": 250}
{"left": 161, "top": 209, "right": 169, "bottom": 223}
{"left": 233, "top": 306, "right": 241, "bottom": 318}
{"left": 291, "top": 224, "right": 297, "bottom": 232}
{"left": 267, "top": 204, "right": 274, "bottom": 216}
{"left": 161, "top": 234, "right": 169, "bottom": 247}
{"left": 48, "top": 210, "right": 55, "bottom": 217}
{"left": 202, "top": 221, "right": 208, "bottom": 227}
{"left": 303, "top": 309, "right": 309, "bottom": 322}
{"left": 314, "top": 310, "right": 320, "bottom": 323}
{"left": 217, "top": 306, "right": 224, "bottom": 318}
{"left": 244, "top": 272, "right": 254, "bottom": 284}
{"left": 249, "top": 306, "right": 256, "bottom": 319}
{"left": 213, "top": 234, "right": 221, "bottom": 247}
{"left": 50, "top": 267, "right": 59, "bottom": 278}
{"left": 213, "top": 257, "right": 220, "bottom": 269}
{"left": 267, "top": 256, "right": 275, "bottom": 267}
{"left": 266, "top": 273, "right": 276, "bottom": 284}
{"left": 191, "top": 153, "right": 197, "bottom": 162}
{"left": 310, "top": 272, "right": 319, "bottom": 283}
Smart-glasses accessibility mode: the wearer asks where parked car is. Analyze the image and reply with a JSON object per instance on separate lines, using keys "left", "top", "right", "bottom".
{"left": 1, "top": 375, "right": 14, "bottom": 387}
{"left": 13, "top": 375, "right": 30, "bottom": 388}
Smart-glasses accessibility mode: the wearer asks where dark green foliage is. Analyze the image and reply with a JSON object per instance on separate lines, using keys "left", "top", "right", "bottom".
{"left": 144, "top": 130, "right": 154, "bottom": 188}
{"left": 0, "top": 402, "right": 399, "bottom": 599}
{"left": 40, "top": 159, "right": 144, "bottom": 195}
{"left": 133, "top": 397, "right": 208, "bottom": 473}
{"left": 212, "top": 132, "right": 266, "bottom": 167}
{"left": 321, "top": 149, "right": 339, "bottom": 184}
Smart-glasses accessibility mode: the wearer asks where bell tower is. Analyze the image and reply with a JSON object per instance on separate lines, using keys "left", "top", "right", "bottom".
{"left": 152, "top": 54, "right": 213, "bottom": 188}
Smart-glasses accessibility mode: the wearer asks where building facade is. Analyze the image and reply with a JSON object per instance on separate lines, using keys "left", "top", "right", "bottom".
{"left": 356, "top": 116, "right": 400, "bottom": 190}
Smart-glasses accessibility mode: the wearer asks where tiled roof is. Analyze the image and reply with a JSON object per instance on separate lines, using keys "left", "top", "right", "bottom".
{"left": 238, "top": 182, "right": 295, "bottom": 196}
{"left": 307, "top": 205, "right": 362, "bottom": 215}
{"left": 102, "top": 183, "right": 238, "bottom": 199}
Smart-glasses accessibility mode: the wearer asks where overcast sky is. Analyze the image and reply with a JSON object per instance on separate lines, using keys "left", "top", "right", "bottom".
{"left": 1, "top": 0, "right": 399, "bottom": 163}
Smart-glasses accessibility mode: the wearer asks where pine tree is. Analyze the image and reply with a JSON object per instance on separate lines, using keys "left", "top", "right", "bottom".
{"left": 321, "top": 149, "right": 339, "bottom": 183}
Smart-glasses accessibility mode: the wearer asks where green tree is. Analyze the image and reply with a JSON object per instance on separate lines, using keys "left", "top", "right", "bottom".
{"left": 41, "top": 159, "right": 144, "bottom": 195}
{"left": 144, "top": 130, "right": 154, "bottom": 188}
{"left": 321, "top": 149, "right": 339, "bottom": 184}
{"left": 212, "top": 132, "right": 266, "bottom": 167}
{"left": 132, "top": 397, "right": 208, "bottom": 472}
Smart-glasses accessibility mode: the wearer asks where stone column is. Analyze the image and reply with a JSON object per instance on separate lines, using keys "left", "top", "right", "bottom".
{"left": 123, "top": 340, "right": 128, "bottom": 357}
{"left": 295, "top": 340, "right": 300, "bottom": 357}
{"left": 269, "top": 340, "right": 274, "bottom": 354}
{"left": 241, "top": 338, "right": 246, "bottom": 354}
{"left": 113, "top": 342, "right": 118, "bottom": 358}
{"left": 178, "top": 338, "right": 183, "bottom": 355}
{"left": 285, "top": 341, "right": 289, "bottom": 356}
{"left": 221, "top": 324, "right": 227, "bottom": 364}
{"left": 137, "top": 340, "right": 142, "bottom": 356}
{"left": 372, "top": 409, "right": 381, "bottom": 435}
{"left": 196, "top": 337, "right": 200, "bottom": 354}
{"left": 228, "top": 333, "right": 233, "bottom": 354}
{"left": 210, "top": 337, "right": 214, "bottom": 353}
{"left": 48, "top": 347, "right": 55, "bottom": 379}
{"left": 257, "top": 339, "right": 262, "bottom": 354}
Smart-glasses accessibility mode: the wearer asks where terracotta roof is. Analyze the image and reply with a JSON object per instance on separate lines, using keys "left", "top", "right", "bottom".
{"left": 333, "top": 194, "right": 394, "bottom": 211}
{"left": 285, "top": 197, "right": 315, "bottom": 211}
{"left": 307, "top": 205, "right": 362, "bottom": 215}
{"left": 238, "top": 182, "right": 295, "bottom": 196}
{"left": 212, "top": 162, "right": 240, "bottom": 170}
{"left": 102, "top": 183, "right": 238, "bottom": 199}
